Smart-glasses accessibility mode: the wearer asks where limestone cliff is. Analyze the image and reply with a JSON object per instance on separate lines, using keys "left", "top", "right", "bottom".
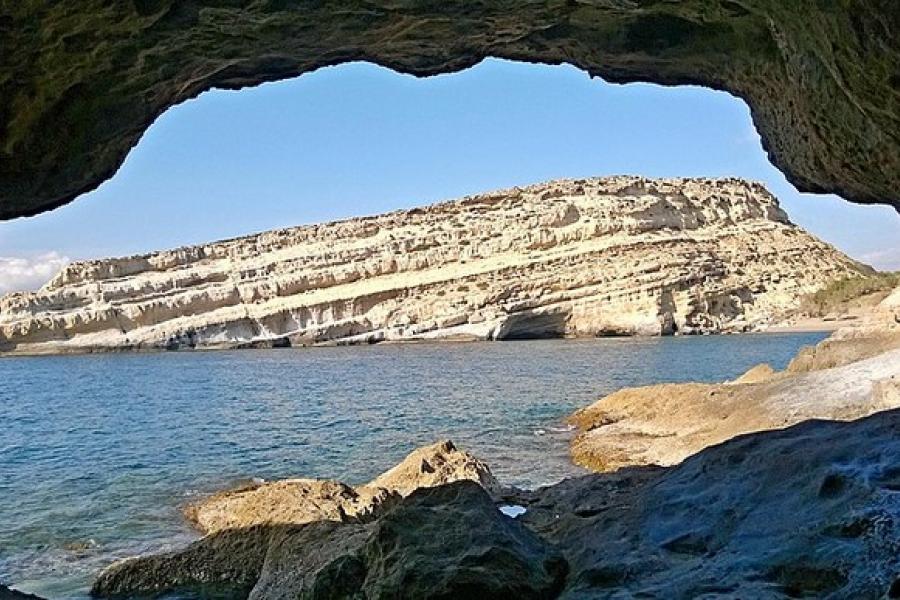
{"left": 0, "top": 176, "right": 867, "bottom": 355}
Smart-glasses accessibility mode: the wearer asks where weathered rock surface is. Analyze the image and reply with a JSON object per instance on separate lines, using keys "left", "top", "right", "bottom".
{"left": 570, "top": 285, "right": 900, "bottom": 472}
{"left": 1, "top": 2, "right": 898, "bottom": 218}
{"left": 366, "top": 439, "right": 500, "bottom": 498}
{"left": 570, "top": 347, "right": 900, "bottom": 471}
{"left": 0, "top": 177, "right": 867, "bottom": 355}
{"left": 524, "top": 409, "right": 900, "bottom": 599}
{"left": 93, "top": 481, "right": 568, "bottom": 600}
{"left": 187, "top": 440, "right": 499, "bottom": 535}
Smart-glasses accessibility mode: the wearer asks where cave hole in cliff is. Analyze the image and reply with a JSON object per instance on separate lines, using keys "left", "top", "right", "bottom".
{"left": 494, "top": 311, "right": 570, "bottom": 341}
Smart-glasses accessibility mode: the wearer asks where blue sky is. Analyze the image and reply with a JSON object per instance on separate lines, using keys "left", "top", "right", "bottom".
{"left": 0, "top": 59, "right": 897, "bottom": 293}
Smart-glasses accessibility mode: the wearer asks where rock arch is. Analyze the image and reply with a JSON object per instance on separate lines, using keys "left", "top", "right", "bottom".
{"left": 1, "top": 1, "right": 897, "bottom": 219}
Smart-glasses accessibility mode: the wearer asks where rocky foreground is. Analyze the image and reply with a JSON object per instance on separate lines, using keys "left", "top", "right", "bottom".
{"left": 91, "top": 422, "right": 900, "bottom": 599}
{"left": 81, "top": 286, "right": 900, "bottom": 599}
{"left": 0, "top": 177, "right": 866, "bottom": 354}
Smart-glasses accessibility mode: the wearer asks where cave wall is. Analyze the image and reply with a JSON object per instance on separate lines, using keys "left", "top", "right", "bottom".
{"left": 1, "top": 1, "right": 898, "bottom": 220}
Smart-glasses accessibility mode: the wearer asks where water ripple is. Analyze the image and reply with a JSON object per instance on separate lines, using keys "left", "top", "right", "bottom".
{"left": 0, "top": 333, "right": 826, "bottom": 598}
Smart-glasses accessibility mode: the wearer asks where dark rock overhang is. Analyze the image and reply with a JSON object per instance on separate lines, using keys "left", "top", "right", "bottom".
{"left": 1, "top": 1, "right": 898, "bottom": 220}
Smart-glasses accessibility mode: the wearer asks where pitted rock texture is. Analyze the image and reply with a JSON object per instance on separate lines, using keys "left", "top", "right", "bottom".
{"left": 0, "top": 177, "right": 867, "bottom": 355}
{"left": 1, "top": 1, "right": 898, "bottom": 219}
{"left": 569, "top": 346, "right": 900, "bottom": 472}
{"left": 91, "top": 414, "right": 900, "bottom": 600}
{"left": 523, "top": 409, "right": 900, "bottom": 599}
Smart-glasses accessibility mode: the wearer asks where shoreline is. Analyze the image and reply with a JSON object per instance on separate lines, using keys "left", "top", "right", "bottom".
{"left": 0, "top": 328, "right": 832, "bottom": 359}
{"left": 757, "top": 316, "right": 853, "bottom": 333}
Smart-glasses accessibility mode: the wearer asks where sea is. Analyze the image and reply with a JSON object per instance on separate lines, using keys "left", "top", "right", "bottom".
{"left": 0, "top": 333, "right": 827, "bottom": 598}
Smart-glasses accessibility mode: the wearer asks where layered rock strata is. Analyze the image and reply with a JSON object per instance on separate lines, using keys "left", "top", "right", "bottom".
{"left": 2, "top": 2, "right": 898, "bottom": 218}
{"left": 0, "top": 177, "right": 867, "bottom": 355}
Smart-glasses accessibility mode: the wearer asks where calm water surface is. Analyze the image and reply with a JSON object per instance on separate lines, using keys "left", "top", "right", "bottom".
{"left": 0, "top": 333, "right": 827, "bottom": 598}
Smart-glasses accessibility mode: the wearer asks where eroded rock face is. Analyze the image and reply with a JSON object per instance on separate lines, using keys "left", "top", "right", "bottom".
{"left": 91, "top": 414, "right": 900, "bottom": 600}
{"left": 524, "top": 409, "right": 900, "bottom": 599}
{"left": 1, "top": 2, "right": 898, "bottom": 218}
{"left": 0, "top": 177, "right": 867, "bottom": 354}
{"left": 570, "top": 346, "right": 900, "bottom": 471}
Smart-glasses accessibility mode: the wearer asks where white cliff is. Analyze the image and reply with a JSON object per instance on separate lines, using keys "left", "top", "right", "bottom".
{"left": 0, "top": 176, "right": 868, "bottom": 354}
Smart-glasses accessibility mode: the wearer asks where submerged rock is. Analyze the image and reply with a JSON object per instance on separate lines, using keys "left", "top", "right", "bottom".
{"left": 0, "top": 177, "right": 867, "bottom": 355}
{"left": 93, "top": 481, "right": 567, "bottom": 600}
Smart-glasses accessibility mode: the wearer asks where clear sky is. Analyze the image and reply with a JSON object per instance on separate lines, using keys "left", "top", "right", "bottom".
{"left": 0, "top": 59, "right": 897, "bottom": 294}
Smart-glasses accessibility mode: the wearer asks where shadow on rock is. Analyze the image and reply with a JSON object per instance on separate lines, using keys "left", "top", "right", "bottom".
{"left": 0, "top": 586, "right": 45, "bottom": 600}
{"left": 92, "top": 481, "right": 568, "bottom": 600}
{"left": 92, "top": 410, "right": 900, "bottom": 599}
{"left": 518, "top": 409, "right": 900, "bottom": 599}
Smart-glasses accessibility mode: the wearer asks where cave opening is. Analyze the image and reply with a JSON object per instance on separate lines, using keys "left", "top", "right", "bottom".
{"left": 1, "top": 53, "right": 898, "bottom": 600}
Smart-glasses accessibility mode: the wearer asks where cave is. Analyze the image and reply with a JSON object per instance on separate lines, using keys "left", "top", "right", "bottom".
{"left": 2, "top": 4, "right": 899, "bottom": 600}
{"left": 1, "top": 1, "right": 898, "bottom": 219}
{"left": 493, "top": 310, "right": 570, "bottom": 340}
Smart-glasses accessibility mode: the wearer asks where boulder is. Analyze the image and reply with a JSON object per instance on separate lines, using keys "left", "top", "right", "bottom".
{"left": 187, "top": 440, "right": 500, "bottom": 534}
{"left": 93, "top": 482, "right": 567, "bottom": 600}
{"left": 569, "top": 346, "right": 900, "bottom": 472}
{"left": 521, "top": 409, "right": 900, "bottom": 599}
{"left": 366, "top": 440, "right": 500, "bottom": 497}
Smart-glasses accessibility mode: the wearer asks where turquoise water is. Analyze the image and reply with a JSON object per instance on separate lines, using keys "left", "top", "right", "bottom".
{"left": 0, "top": 333, "right": 827, "bottom": 598}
